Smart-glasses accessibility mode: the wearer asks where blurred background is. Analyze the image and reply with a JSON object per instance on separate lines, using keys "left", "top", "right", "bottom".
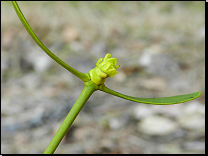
{"left": 1, "top": 1, "right": 205, "bottom": 154}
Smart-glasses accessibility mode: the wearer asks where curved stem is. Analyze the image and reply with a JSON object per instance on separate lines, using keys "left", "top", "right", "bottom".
{"left": 44, "top": 81, "right": 98, "bottom": 154}
{"left": 99, "top": 85, "right": 201, "bottom": 105}
{"left": 11, "top": 1, "right": 90, "bottom": 82}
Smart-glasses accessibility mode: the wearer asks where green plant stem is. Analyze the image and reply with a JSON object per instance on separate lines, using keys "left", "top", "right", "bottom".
{"left": 11, "top": 1, "right": 90, "bottom": 82}
{"left": 44, "top": 81, "right": 98, "bottom": 154}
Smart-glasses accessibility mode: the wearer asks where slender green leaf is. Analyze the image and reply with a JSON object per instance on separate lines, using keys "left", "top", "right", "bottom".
{"left": 100, "top": 85, "right": 201, "bottom": 105}
{"left": 11, "top": 1, "right": 90, "bottom": 82}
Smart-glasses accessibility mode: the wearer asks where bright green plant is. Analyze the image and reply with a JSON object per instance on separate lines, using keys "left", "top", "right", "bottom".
{"left": 12, "top": 1, "right": 201, "bottom": 154}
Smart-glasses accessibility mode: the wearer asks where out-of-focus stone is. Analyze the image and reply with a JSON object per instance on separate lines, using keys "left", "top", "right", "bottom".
{"left": 177, "top": 113, "right": 205, "bottom": 130}
{"left": 138, "top": 115, "right": 178, "bottom": 136}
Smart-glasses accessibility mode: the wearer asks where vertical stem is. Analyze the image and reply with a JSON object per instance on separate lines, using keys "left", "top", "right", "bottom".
{"left": 44, "top": 82, "right": 97, "bottom": 154}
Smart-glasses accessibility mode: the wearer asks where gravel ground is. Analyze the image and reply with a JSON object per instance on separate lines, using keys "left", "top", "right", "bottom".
{"left": 1, "top": 1, "right": 205, "bottom": 154}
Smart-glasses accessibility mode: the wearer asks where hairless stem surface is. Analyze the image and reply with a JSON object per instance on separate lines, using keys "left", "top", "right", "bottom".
{"left": 12, "top": 1, "right": 201, "bottom": 154}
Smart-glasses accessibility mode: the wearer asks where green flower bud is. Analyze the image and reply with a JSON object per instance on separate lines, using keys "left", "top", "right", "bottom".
{"left": 89, "top": 53, "right": 120, "bottom": 85}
